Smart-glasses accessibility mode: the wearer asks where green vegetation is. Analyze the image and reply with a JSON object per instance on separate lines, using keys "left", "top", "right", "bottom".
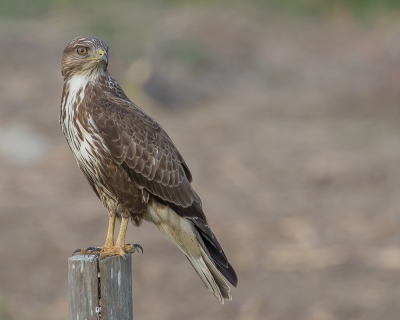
{"left": 0, "top": 0, "right": 399, "bottom": 20}
{"left": 256, "top": 0, "right": 400, "bottom": 16}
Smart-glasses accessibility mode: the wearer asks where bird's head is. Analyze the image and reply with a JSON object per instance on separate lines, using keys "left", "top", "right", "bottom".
{"left": 61, "top": 37, "right": 109, "bottom": 80}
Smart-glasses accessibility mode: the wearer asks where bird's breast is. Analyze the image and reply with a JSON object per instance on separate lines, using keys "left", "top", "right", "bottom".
{"left": 61, "top": 76, "right": 106, "bottom": 191}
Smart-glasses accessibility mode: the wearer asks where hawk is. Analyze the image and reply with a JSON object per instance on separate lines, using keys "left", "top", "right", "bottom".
{"left": 59, "top": 37, "right": 237, "bottom": 302}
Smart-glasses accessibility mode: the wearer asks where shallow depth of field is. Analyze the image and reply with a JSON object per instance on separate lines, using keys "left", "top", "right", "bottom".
{"left": 1, "top": 1, "right": 400, "bottom": 319}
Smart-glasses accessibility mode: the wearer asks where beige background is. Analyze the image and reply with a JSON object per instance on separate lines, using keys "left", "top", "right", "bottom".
{"left": 1, "top": 1, "right": 400, "bottom": 319}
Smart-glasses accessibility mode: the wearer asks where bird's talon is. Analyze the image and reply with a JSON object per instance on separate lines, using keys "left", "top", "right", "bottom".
{"left": 88, "top": 247, "right": 102, "bottom": 255}
{"left": 84, "top": 247, "right": 97, "bottom": 256}
{"left": 126, "top": 243, "right": 143, "bottom": 254}
{"left": 71, "top": 243, "right": 142, "bottom": 259}
{"left": 72, "top": 249, "right": 82, "bottom": 256}
{"left": 91, "top": 253, "right": 100, "bottom": 262}
{"left": 135, "top": 244, "right": 143, "bottom": 254}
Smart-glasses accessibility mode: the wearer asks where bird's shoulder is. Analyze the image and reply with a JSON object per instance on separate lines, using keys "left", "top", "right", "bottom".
{"left": 89, "top": 89, "right": 194, "bottom": 193}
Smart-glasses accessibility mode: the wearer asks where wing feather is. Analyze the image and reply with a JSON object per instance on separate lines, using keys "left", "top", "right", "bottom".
{"left": 90, "top": 94, "right": 232, "bottom": 270}
{"left": 93, "top": 99, "right": 237, "bottom": 285}
{"left": 90, "top": 96, "right": 198, "bottom": 210}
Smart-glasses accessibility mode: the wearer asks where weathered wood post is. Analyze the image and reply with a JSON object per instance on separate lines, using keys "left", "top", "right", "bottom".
{"left": 68, "top": 254, "right": 133, "bottom": 320}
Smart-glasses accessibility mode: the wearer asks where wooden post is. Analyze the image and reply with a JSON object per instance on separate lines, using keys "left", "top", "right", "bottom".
{"left": 68, "top": 255, "right": 98, "bottom": 320}
{"left": 99, "top": 254, "right": 133, "bottom": 320}
{"left": 68, "top": 254, "right": 133, "bottom": 320}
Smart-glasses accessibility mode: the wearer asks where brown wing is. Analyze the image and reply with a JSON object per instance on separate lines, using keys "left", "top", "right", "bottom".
{"left": 90, "top": 96, "right": 205, "bottom": 216}
{"left": 90, "top": 95, "right": 237, "bottom": 286}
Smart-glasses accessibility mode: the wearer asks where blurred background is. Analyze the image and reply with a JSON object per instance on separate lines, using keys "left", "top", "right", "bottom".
{"left": 1, "top": 0, "right": 400, "bottom": 319}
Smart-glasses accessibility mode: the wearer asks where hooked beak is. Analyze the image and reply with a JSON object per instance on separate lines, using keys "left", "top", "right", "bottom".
{"left": 85, "top": 48, "right": 108, "bottom": 65}
{"left": 97, "top": 48, "right": 108, "bottom": 64}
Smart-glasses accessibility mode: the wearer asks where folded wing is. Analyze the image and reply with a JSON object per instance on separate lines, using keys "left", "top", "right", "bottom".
{"left": 90, "top": 96, "right": 237, "bottom": 290}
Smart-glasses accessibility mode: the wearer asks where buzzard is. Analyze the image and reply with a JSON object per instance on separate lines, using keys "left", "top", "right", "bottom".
{"left": 60, "top": 37, "right": 237, "bottom": 303}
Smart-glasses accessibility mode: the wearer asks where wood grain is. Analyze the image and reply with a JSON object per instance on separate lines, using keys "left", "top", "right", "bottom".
{"left": 68, "top": 254, "right": 133, "bottom": 320}
{"left": 99, "top": 253, "right": 133, "bottom": 320}
{"left": 68, "top": 255, "right": 99, "bottom": 320}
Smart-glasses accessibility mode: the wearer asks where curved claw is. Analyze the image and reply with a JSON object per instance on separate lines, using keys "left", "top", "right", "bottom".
{"left": 90, "top": 252, "right": 101, "bottom": 262}
{"left": 83, "top": 247, "right": 98, "bottom": 256}
{"left": 127, "top": 243, "right": 143, "bottom": 254}
{"left": 134, "top": 244, "right": 143, "bottom": 254}
{"left": 72, "top": 248, "right": 82, "bottom": 256}
{"left": 87, "top": 247, "right": 102, "bottom": 255}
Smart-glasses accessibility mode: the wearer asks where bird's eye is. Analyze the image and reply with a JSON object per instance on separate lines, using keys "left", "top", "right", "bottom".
{"left": 76, "top": 47, "right": 88, "bottom": 55}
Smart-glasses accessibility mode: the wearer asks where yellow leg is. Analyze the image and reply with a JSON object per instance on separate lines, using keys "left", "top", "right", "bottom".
{"left": 115, "top": 217, "right": 129, "bottom": 248}
{"left": 73, "top": 215, "right": 142, "bottom": 259}
{"left": 98, "top": 217, "right": 141, "bottom": 259}
{"left": 104, "top": 211, "right": 117, "bottom": 248}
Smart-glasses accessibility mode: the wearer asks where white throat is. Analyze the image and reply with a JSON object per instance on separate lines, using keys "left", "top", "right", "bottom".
{"left": 60, "top": 73, "right": 93, "bottom": 152}
{"left": 68, "top": 74, "right": 88, "bottom": 103}
{"left": 60, "top": 72, "right": 101, "bottom": 191}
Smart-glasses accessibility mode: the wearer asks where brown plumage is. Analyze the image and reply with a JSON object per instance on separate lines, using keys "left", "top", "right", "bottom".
{"left": 60, "top": 37, "right": 237, "bottom": 302}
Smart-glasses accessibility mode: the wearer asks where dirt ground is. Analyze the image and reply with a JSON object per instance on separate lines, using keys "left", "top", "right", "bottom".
{"left": 1, "top": 3, "right": 400, "bottom": 320}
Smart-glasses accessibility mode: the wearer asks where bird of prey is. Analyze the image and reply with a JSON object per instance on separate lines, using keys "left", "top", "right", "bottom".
{"left": 59, "top": 37, "right": 237, "bottom": 302}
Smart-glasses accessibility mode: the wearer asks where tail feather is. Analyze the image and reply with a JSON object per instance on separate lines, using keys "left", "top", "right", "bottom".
{"left": 200, "top": 247, "right": 232, "bottom": 300}
{"left": 192, "top": 218, "right": 238, "bottom": 288}
{"left": 186, "top": 252, "right": 230, "bottom": 303}
{"left": 145, "top": 201, "right": 235, "bottom": 303}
